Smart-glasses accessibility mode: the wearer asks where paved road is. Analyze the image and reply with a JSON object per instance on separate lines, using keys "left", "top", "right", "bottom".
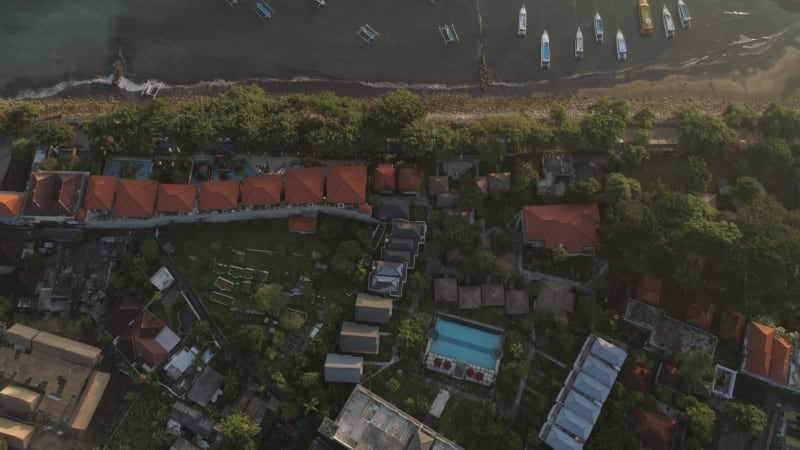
{"left": 0, "top": 225, "right": 87, "bottom": 240}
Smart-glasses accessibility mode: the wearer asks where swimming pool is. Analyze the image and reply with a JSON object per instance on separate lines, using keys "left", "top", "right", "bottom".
{"left": 106, "top": 158, "right": 154, "bottom": 180}
{"left": 428, "top": 316, "right": 503, "bottom": 370}
{"left": 212, "top": 159, "right": 259, "bottom": 181}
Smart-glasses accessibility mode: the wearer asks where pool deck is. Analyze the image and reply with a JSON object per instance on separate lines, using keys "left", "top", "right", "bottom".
{"left": 424, "top": 313, "right": 505, "bottom": 385}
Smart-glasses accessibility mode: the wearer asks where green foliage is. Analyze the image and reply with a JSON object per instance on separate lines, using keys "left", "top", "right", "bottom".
{"left": 208, "top": 85, "right": 267, "bottom": 151}
{"left": 20, "top": 253, "right": 45, "bottom": 272}
{"left": 397, "top": 312, "right": 432, "bottom": 356}
{"left": 759, "top": 102, "right": 800, "bottom": 140}
{"left": 34, "top": 120, "right": 75, "bottom": 148}
{"left": 252, "top": 284, "right": 289, "bottom": 316}
{"left": 747, "top": 137, "right": 794, "bottom": 179}
{"left": 385, "top": 378, "right": 401, "bottom": 393}
{"left": 631, "top": 107, "right": 655, "bottom": 129}
{"left": 585, "top": 384, "right": 647, "bottom": 450}
{"left": 605, "top": 172, "right": 642, "bottom": 205}
{"left": 401, "top": 118, "right": 436, "bottom": 156}
{"left": 279, "top": 310, "right": 305, "bottom": 332}
{"left": 233, "top": 325, "right": 266, "bottom": 350}
{"left": 684, "top": 155, "right": 712, "bottom": 191}
{"left": 271, "top": 371, "right": 290, "bottom": 393}
{"left": 140, "top": 237, "right": 159, "bottom": 264}
{"left": 364, "top": 89, "right": 426, "bottom": 137}
{"left": 722, "top": 402, "right": 767, "bottom": 439}
{"left": 512, "top": 160, "right": 538, "bottom": 193}
{"left": 106, "top": 387, "right": 173, "bottom": 450}
{"left": 673, "top": 351, "right": 714, "bottom": 388}
{"left": 674, "top": 107, "right": 737, "bottom": 159}
{"left": 442, "top": 222, "right": 481, "bottom": 249}
{"left": 733, "top": 176, "right": 763, "bottom": 203}
{"left": 39, "top": 156, "right": 59, "bottom": 171}
{"left": 217, "top": 412, "right": 261, "bottom": 450}
{"left": 557, "top": 119, "right": 582, "bottom": 152}
{"left": 10, "top": 138, "right": 35, "bottom": 163}
{"left": 684, "top": 399, "right": 716, "bottom": 445}
{"left": 460, "top": 250, "right": 513, "bottom": 283}
{"left": 580, "top": 98, "right": 630, "bottom": 150}
{"left": 0, "top": 296, "right": 12, "bottom": 318}
{"left": 566, "top": 178, "right": 601, "bottom": 203}
{"left": 301, "top": 372, "right": 321, "bottom": 389}
{"left": 548, "top": 103, "right": 567, "bottom": 126}
{"left": 722, "top": 103, "right": 759, "bottom": 131}
{"left": 457, "top": 173, "right": 485, "bottom": 212}
{"left": 0, "top": 102, "right": 38, "bottom": 136}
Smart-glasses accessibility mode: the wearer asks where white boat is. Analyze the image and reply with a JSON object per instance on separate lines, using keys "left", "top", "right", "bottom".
{"left": 662, "top": 5, "right": 676, "bottom": 38}
{"left": 439, "top": 23, "right": 460, "bottom": 44}
{"left": 518, "top": 5, "right": 527, "bottom": 36}
{"left": 252, "top": 2, "right": 275, "bottom": 20}
{"left": 616, "top": 29, "right": 627, "bottom": 61}
{"left": 575, "top": 27, "right": 584, "bottom": 59}
{"left": 677, "top": 0, "right": 691, "bottom": 29}
{"left": 541, "top": 30, "right": 550, "bottom": 69}
{"left": 593, "top": 12, "right": 604, "bottom": 43}
{"left": 356, "top": 24, "right": 380, "bottom": 43}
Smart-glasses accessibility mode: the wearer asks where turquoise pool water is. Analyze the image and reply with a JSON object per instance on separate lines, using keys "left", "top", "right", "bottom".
{"left": 429, "top": 317, "right": 502, "bottom": 369}
{"left": 212, "top": 160, "right": 260, "bottom": 181}
{"left": 106, "top": 158, "right": 153, "bottom": 180}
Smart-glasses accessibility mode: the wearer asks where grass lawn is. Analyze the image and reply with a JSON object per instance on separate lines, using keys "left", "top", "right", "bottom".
{"left": 106, "top": 387, "right": 174, "bottom": 450}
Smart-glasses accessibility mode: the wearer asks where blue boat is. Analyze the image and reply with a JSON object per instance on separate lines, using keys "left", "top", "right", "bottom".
{"left": 678, "top": 0, "right": 691, "bottom": 29}
{"left": 253, "top": 2, "right": 275, "bottom": 20}
{"left": 593, "top": 12, "right": 604, "bottom": 43}
{"left": 541, "top": 30, "right": 550, "bottom": 69}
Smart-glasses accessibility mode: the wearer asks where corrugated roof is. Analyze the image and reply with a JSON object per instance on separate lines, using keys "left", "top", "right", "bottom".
{"left": 327, "top": 165, "right": 366, "bottom": 204}
{"left": 114, "top": 180, "right": 157, "bottom": 218}
{"left": 199, "top": 181, "right": 239, "bottom": 211}
{"left": 374, "top": 166, "right": 396, "bottom": 193}
{"left": 0, "top": 416, "right": 34, "bottom": 448}
{"left": 505, "top": 290, "right": 530, "bottom": 314}
{"left": 590, "top": 337, "right": 628, "bottom": 368}
{"left": 241, "top": 175, "right": 281, "bottom": 206}
{"left": 397, "top": 167, "right": 419, "bottom": 194}
{"left": 481, "top": 284, "right": 505, "bottom": 306}
{"left": 580, "top": 356, "right": 617, "bottom": 387}
{"left": 157, "top": 184, "right": 196, "bottom": 213}
{"left": 0, "top": 193, "right": 23, "bottom": 218}
{"left": 83, "top": 175, "right": 116, "bottom": 211}
{"left": 32, "top": 330, "right": 102, "bottom": 367}
{"left": 572, "top": 372, "right": 611, "bottom": 403}
{"left": 562, "top": 390, "right": 601, "bottom": 423}
{"left": 458, "top": 286, "right": 481, "bottom": 310}
{"left": 522, "top": 204, "right": 599, "bottom": 254}
{"left": 285, "top": 167, "right": 324, "bottom": 204}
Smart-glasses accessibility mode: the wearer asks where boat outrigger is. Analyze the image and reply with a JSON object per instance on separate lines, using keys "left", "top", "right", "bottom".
{"left": 677, "top": 0, "right": 691, "bottom": 29}
{"left": 616, "top": 29, "right": 627, "bottom": 61}
{"left": 518, "top": 5, "right": 527, "bottom": 36}
{"left": 575, "top": 27, "right": 584, "bottom": 59}
{"left": 662, "top": 5, "right": 676, "bottom": 38}
{"left": 439, "top": 23, "right": 460, "bottom": 45}
{"left": 141, "top": 80, "right": 162, "bottom": 98}
{"left": 541, "top": 30, "right": 550, "bottom": 69}
{"left": 356, "top": 24, "right": 379, "bottom": 43}
{"left": 252, "top": 2, "right": 275, "bottom": 20}
{"left": 639, "top": 0, "right": 654, "bottom": 35}
{"left": 593, "top": 12, "right": 604, "bottom": 43}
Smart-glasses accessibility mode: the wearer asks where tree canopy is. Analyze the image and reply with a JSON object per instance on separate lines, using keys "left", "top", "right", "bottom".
{"left": 0, "top": 102, "right": 38, "bottom": 137}
{"left": 34, "top": 120, "right": 74, "bottom": 148}
{"left": 580, "top": 98, "right": 630, "bottom": 150}
{"left": 733, "top": 176, "right": 763, "bottom": 203}
{"left": 216, "top": 412, "right": 261, "bottom": 450}
{"left": 252, "top": 284, "right": 290, "bottom": 316}
{"left": 722, "top": 402, "right": 767, "bottom": 439}
{"left": 364, "top": 89, "right": 426, "bottom": 138}
{"left": 605, "top": 173, "right": 642, "bottom": 205}
{"left": 674, "top": 107, "right": 737, "bottom": 159}
{"left": 9, "top": 138, "right": 35, "bottom": 163}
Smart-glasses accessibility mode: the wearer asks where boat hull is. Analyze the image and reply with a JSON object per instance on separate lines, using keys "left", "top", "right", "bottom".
{"left": 541, "top": 31, "right": 550, "bottom": 69}
{"left": 593, "top": 14, "right": 604, "bottom": 43}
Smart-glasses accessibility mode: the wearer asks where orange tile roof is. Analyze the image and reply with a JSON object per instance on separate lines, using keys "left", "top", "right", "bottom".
{"left": 24, "top": 172, "right": 83, "bottom": 216}
{"left": 199, "top": 181, "right": 239, "bottom": 211}
{"left": 327, "top": 165, "right": 367, "bottom": 204}
{"left": 719, "top": 310, "right": 747, "bottom": 342}
{"left": 285, "top": 167, "right": 324, "bottom": 204}
{"left": 241, "top": 175, "right": 281, "bottom": 206}
{"left": 374, "top": 167, "right": 396, "bottom": 194}
{"left": 114, "top": 180, "right": 157, "bottom": 218}
{"left": 0, "top": 193, "right": 23, "bottom": 218}
{"left": 656, "top": 364, "right": 680, "bottom": 389}
{"left": 358, "top": 203, "right": 373, "bottom": 215}
{"left": 745, "top": 322, "right": 776, "bottom": 378}
{"left": 770, "top": 337, "right": 792, "bottom": 384}
{"left": 288, "top": 216, "right": 317, "bottom": 234}
{"left": 631, "top": 409, "right": 677, "bottom": 450}
{"left": 621, "top": 364, "right": 653, "bottom": 392}
{"left": 686, "top": 303, "right": 715, "bottom": 330}
{"left": 157, "top": 184, "right": 196, "bottom": 213}
{"left": 83, "top": 176, "right": 116, "bottom": 211}
{"left": 522, "top": 204, "right": 599, "bottom": 254}
{"left": 635, "top": 275, "right": 663, "bottom": 305}
{"left": 398, "top": 168, "right": 420, "bottom": 194}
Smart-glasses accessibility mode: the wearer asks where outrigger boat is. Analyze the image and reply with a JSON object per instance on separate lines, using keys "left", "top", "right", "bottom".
{"left": 575, "top": 27, "right": 584, "bottom": 59}
{"left": 593, "top": 12, "right": 604, "bottom": 43}
{"left": 518, "top": 5, "right": 527, "bottom": 36}
{"left": 141, "top": 80, "right": 162, "bottom": 98}
{"left": 439, "top": 23, "right": 460, "bottom": 45}
{"left": 616, "top": 29, "right": 627, "bottom": 61}
{"left": 639, "top": 0, "right": 654, "bottom": 35}
{"left": 541, "top": 30, "right": 550, "bottom": 69}
{"left": 252, "top": 2, "right": 275, "bottom": 20}
{"left": 677, "top": 0, "right": 691, "bottom": 29}
{"left": 662, "top": 5, "right": 676, "bottom": 38}
{"left": 356, "top": 24, "right": 379, "bottom": 43}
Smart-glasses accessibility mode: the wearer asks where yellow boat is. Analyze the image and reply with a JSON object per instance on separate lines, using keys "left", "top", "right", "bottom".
{"left": 639, "top": 0, "right": 654, "bottom": 35}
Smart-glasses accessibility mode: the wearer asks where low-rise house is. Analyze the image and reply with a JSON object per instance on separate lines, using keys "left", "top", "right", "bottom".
{"left": 171, "top": 437, "right": 200, "bottom": 450}
{"left": 381, "top": 248, "right": 415, "bottom": 270}
{"left": 187, "top": 367, "right": 224, "bottom": 407}
{"left": 397, "top": 167, "right": 419, "bottom": 195}
{"left": 373, "top": 166, "right": 396, "bottom": 194}
{"left": 327, "top": 165, "right": 367, "bottom": 205}
{"left": 434, "top": 278, "right": 458, "bottom": 303}
{"left": 385, "top": 236, "right": 418, "bottom": 256}
{"left": 505, "top": 290, "right": 530, "bottom": 314}
{"left": 368, "top": 261, "right": 405, "bottom": 297}
{"left": 324, "top": 353, "right": 364, "bottom": 383}
{"left": 117, "top": 309, "right": 181, "bottom": 372}
{"left": 0, "top": 386, "right": 41, "bottom": 416}
{"left": 742, "top": 321, "right": 796, "bottom": 387}
{"left": 285, "top": 167, "right": 324, "bottom": 204}
{"left": 685, "top": 302, "right": 715, "bottom": 330}
{"left": 82, "top": 175, "right": 117, "bottom": 212}
{"left": 481, "top": 284, "right": 505, "bottom": 307}
{"left": 427, "top": 176, "right": 449, "bottom": 196}
{"left": 168, "top": 401, "right": 220, "bottom": 443}
{"left": 114, "top": 179, "right": 158, "bottom": 218}
{"left": 22, "top": 171, "right": 86, "bottom": 222}
{"left": 374, "top": 197, "right": 410, "bottom": 221}
{"left": 458, "top": 286, "right": 481, "bottom": 310}
{"left": 635, "top": 275, "right": 663, "bottom": 306}
{"left": 391, "top": 220, "right": 427, "bottom": 244}
{"left": 0, "top": 239, "right": 25, "bottom": 275}
{"left": 0, "top": 193, "right": 24, "bottom": 221}
{"left": 157, "top": 184, "right": 197, "bottom": 214}
{"left": 436, "top": 192, "right": 459, "bottom": 209}
{"left": 354, "top": 293, "right": 392, "bottom": 324}
{"left": 0, "top": 417, "right": 34, "bottom": 449}
{"left": 241, "top": 175, "right": 281, "bottom": 207}
{"left": 630, "top": 409, "right": 677, "bottom": 450}
{"left": 623, "top": 299, "right": 718, "bottom": 355}
{"left": 199, "top": 180, "right": 239, "bottom": 211}
{"left": 719, "top": 310, "right": 747, "bottom": 343}
{"left": 339, "top": 321, "right": 380, "bottom": 354}
{"left": 535, "top": 281, "right": 575, "bottom": 316}
{"left": 487, "top": 172, "right": 511, "bottom": 193}
{"left": 521, "top": 204, "right": 600, "bottom": 255}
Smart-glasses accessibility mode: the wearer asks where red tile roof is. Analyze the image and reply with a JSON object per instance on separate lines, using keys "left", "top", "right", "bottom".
{"left": 157, "top": 184, "right": 196, "bottom": 213}
{"left": 631, "top": 409, "right": 677, "bottom": 450}
{"left": 374, "top": 167, "right": 396, "bottom": 194}
{"left": 285, "top": 167, "right": 324, "bottom": 204}
{"left": 686, "top": 303, "right": 715, "bottom": 330}
{"left": 199, "top": 181, "right": 239, "bottom": 211}
{"left": 83, "top": 176, "right": 116, "bottom": 211}
{"left": 745, "top": 322, "right": 776, "bottom": 378}
{"left": 656, "top": 364, "right": 680, "bottom": 389}
{"left": 327, "top": 165, "right": 367, "bottom": 204}
{"left": 24, "top": 172, "right": 83, "bottom": 216}
{"left": 522, "top": 204, "right": 600, "bottom": 254}
{"left": 358, "top": 203, "right": 373, "bottom": 215}
{"left": 241, "top": 175, "right": 281, "bottom": 206}
{"left": 719, "top": 310, "right": 747, "bottom": 342}
{"left": 635, "top": 275, "right": 663, "bottom": 306}
{"left": 0, "top": 193, "right": 23, "bottom": 218}
{"left": 770, "top": 337, "right": 792, "bottom": 385}
{"left": 288, "top": 216, "right": 317, "bottom": 234}
{"left": 621, "top": 364, "right": 653, "bottom": 392}
{"left": 117, "top": 310, "right": 172, "bottom": 369}
{"left": 114, "top": 180, "right": 157, "bottom": 218}
{"left": 397, "top": 168, "right": 419, "bottom": 194}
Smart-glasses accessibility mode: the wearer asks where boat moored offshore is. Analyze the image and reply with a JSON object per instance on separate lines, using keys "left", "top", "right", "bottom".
{"left": 575, "top": 27, "right": 584, "bottom": 59}
{"left": 616, "top": 29, "right": 627, "bottom": 61}
{"left": 639, "top": 0, "right": 654, "bottom": 35}
{"left": 518, "top": 5, "right": 527, "bottom": 36}
{"left": 663, "top": 5, "right": 676, "bottom": 38}
{"left": 593, "top": 12, "right": 604, "bottom": 43}
{"left": 541, "top": 30, "right": 550, "bottom": 69}
{"left": 678, "top": 0, "right": 692, "bottom": 29}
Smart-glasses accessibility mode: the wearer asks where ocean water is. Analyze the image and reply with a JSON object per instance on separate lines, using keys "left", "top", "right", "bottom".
{"left": 0, "top": 0, "right": 798, "bottom": 98}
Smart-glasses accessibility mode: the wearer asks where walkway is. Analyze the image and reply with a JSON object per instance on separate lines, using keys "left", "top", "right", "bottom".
{"left": 509, "top": 326, "right": 537, "bottom": 421}
{"left": 534, "top": 349, "right": 569, "bottom": 369}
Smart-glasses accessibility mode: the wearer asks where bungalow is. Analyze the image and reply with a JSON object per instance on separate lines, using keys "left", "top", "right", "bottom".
{"left": 434, "top": 278, "right": 458, "bottom": 303}
{"left": 324, "top": 353, "right": 364, "bottom": 383}
{"left": 157, "top": 184, "right": 197, "bottom": 214}
{"left": 22, "top": 171, "right": 86, "bottom": 221}
{"left": 427, "top": 176, "right": 449, "bottom": 196}
{"left": 742, "top": 321, "right": 795, "bottom": 387}
{"left": 82, "top": 175, "right": 117, "bottom": 212}
{"left": 391, "top": 219, "right": 427, "bottom": 244}
{"left": 535, "top": 281, "right": 575, "bottom": 316}
{"left": 241, "top": 175, "right": 282, "bottom": 207}
{"left": 635, "top": 275, "right": 663, "bottom": 306}
{"left": 481, "top": 284, "right": 505, "bottom": 307}
{"left": 117, "top": 309, "right": 181, "bottom": 372}
{"left": 168, "top": 402, "right": 220, "bottom": 443}
{"left": 397, "top": 167, "right": 419, "bottom": 195}
{"left": 521, "top": 204, "right": 600, "bottom": 256}
{"left": 339, "top": 321, "right": 380, "bottom": 354}
{"left": 685, "top": 302, "right": 715, "bottom": 330}
{"left": 373, "top": 197, "right": 410, "bottom": 221}
{"left": 327, "top": 165, "right": 367, "bottom": 205}
{"left": 436, "top": 192, "right": 460, "bottom": 209}
{"left": 354, "top": 293, "right": 392, "bottom": 324}
{"left": 505, "top": 290, "right": 530, "bottom": 314}
{"left": 381, "top": 248, "right": 415, "bottom": 270}
{"left": 187, "top": 367, "right": 224, "bottom": 407}
{"left": 0, "top": 193, "right": 24, "bottom": 221}
{"left": 285, "top": 167, "right": 324, "bottom": 204}
{"left": 199, "top": 180, "right": 239, "bottom": 211}
{"left": 373, "top": 165, "right": 396, "bottom": 194}
{"left": 487, "top": 172, "right": 511, "bottom": 193}
{"left": 719, "top": 310, "right": 747, "bottom": 343}
{"left": 114, "top": 179, "right": 158, "bottom": 218}
{"left": 385, "top": 236, "right": 419, "bottom": 256}
{"left": 458, "top": 286, "right": 481, "bottom": 310}
{"left": 367, "top": 261, "right": 405, "bottom": 297}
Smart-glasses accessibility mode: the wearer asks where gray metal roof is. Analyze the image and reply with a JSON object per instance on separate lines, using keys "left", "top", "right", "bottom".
{"left": 324, "top": 354, "right": 363, "bottom": 383}
{"left": 562, "top": 391, "right": 601, "bottom": 424}
{"left": 590, "top": 336, "right": 628, "bottom": 368}
{"left": 543, "top": 425, "right": 583, "bottom": 450}
{"left": 579, "top": 355, "right": 618, "bottom": 387}
{"left": 554, "top": 405, "right": 593, "bottom": 440}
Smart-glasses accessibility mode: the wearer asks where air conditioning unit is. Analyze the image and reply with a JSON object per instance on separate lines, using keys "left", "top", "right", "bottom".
{"left": 337, "top": 203, "right": 346, "bottom": 209}
{"left": 307, "top": 203, "right": 315, "bottom": 207}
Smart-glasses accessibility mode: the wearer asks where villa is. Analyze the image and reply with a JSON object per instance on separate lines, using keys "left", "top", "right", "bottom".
{"left": 22, "top": 171, "right": 86, "bottom": 222}
{"left": 423, "top": 313, "right": 505, "bottom": 385}
{"left": 521, "top": 204, "right": 600, "bottom": 256}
